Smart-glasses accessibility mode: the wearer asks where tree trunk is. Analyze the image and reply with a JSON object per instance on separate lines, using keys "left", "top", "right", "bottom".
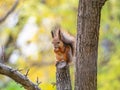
{"left": 75, "top": 0, "right": 106, "bottom": 90}
{"left": 56, "top": 65, "right": 72, "bottom": 90}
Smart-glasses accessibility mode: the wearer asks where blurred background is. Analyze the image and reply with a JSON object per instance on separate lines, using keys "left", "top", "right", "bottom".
{"left": 0, "top": 0, "right": 120, "bottom": 90}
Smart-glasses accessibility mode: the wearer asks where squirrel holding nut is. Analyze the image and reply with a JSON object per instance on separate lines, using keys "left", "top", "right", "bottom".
{"left": 51, "top": 27, "right": 75, "bottom": 66}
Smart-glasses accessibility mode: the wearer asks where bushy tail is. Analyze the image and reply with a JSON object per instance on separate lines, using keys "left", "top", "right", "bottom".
{"left": 60, "top": 30, "right": 76, "bottom": 56}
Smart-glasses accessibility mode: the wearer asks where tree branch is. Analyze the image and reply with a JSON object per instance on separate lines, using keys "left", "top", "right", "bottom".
{"left": 99, "top": 0, "right": 107, "bottom": 7}
{"left": 56, "top": 62, "right": 72, "bottom": 90}
{"left": 0, "top": 0, "right": 19, "bottom": 23}
{"left": 0, "top": 63, "right": 40, "bottom": 90}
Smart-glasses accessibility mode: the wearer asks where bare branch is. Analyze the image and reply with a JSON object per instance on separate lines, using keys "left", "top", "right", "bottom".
{"left": 0, "top": 63, "right": 40, "bottom": 90}
{"left": 11, "top": 68, "right": 23, "bottom": 72}
{"left": 51, "top": 82, "right": 56, "bottom": 88}
{"left": 0, "top": 0, "right": 19, "bottom": 23}
{"left": 99, "top": 0, "right": 107, "bottom": 7}
{"left": 1, "top": 46, "right": 5, "bottom": 61}
{"left": 0, "top": 46, "right": 5, "bottom": 63}
{"left": 24, "top": 68, "right": 30, "bottom": 77}
{"left": 36, "top": 77, "right": 41, "bottom": 86}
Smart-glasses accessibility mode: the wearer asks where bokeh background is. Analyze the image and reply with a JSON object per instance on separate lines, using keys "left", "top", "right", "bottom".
{"left": 0, "top": 0, "right": 120, "bottom": 90}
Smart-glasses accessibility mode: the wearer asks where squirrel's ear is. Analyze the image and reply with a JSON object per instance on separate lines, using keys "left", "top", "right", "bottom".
{"left": 58, "top": 29, "right": 62, "bottom": 40}
{"left": 51, "top": 30, "right": 54, "bottom": 38}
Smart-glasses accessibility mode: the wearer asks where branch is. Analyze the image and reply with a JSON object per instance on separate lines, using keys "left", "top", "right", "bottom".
{"left": 36, "top": 77, "right": 41, "bottom": 86}
{"left": 0, "top": 0, "right": 19, "bottom": 23}
{"left": 56, "top": 62, "right": 72, "bottom": 90}
{"left": 0, "top": 63, "right": 40, "bottom": 90}
{"left": 99, "top": 0, "right": 107, "bottom": 7}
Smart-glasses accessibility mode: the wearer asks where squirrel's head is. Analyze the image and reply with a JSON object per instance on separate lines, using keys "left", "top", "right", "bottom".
{"left": 51, "top": 28, "right": 64, "bottom": 52}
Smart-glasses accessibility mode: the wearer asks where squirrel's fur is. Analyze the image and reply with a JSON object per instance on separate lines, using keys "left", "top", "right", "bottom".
{"left": 51, "top": 26, "right": 75, "bottom": 64}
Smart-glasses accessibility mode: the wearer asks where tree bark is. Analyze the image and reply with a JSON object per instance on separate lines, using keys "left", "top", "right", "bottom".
{"left": 56, "top": 64, "right": 72, "bottom": 90}
{"left": 75, "top": 0, "right": 107, "bottom": 90}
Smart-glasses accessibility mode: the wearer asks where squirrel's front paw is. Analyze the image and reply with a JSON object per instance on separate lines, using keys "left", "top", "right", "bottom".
{"left": 56, "top": 60, "right": 67, "bottom": 69}
{"left": 55, "top": 61, "right": 59, "bottom": 66}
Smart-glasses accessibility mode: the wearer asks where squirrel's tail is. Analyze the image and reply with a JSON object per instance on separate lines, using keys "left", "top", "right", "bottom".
{"left": 60, "top": 31, "right": 76, "bottom": 56}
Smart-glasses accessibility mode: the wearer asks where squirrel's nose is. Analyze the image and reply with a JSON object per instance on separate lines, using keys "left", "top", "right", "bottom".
{"left": 54, "top": 45, "right": 59, "bottom": 48}
{"left": 54, "top": 46, "right": 58, "bottom": 48}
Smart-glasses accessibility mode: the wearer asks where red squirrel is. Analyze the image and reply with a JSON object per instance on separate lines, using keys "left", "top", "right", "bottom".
{"left": 51, "top": 27, "right": 75, "bottom": 65}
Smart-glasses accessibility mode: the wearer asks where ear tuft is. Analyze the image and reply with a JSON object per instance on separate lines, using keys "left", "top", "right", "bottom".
{"left": 58, "top": 28, "right": 62, "bottom": 40}
{"left": 51, "top": 30, "right": 54, "bottom": 38}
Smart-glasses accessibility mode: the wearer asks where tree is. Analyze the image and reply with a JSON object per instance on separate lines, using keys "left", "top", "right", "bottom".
{"left": 0, "top": 0, "right": 109, "bottom": 90}
{"left": 56, "top": 65, "right": 72, "bottom": 90}
{"left": 75, "top": 0, "right": 107, "bottom": 90}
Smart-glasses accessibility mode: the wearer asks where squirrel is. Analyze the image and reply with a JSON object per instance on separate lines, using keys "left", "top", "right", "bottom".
{"left": 51, "top": 26, "right": 75, "bottom": 65}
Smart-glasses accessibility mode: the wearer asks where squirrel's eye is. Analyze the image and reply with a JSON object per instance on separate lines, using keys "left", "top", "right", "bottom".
{"left": 57, "top": 42, "right": 60, "bottom": 44}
